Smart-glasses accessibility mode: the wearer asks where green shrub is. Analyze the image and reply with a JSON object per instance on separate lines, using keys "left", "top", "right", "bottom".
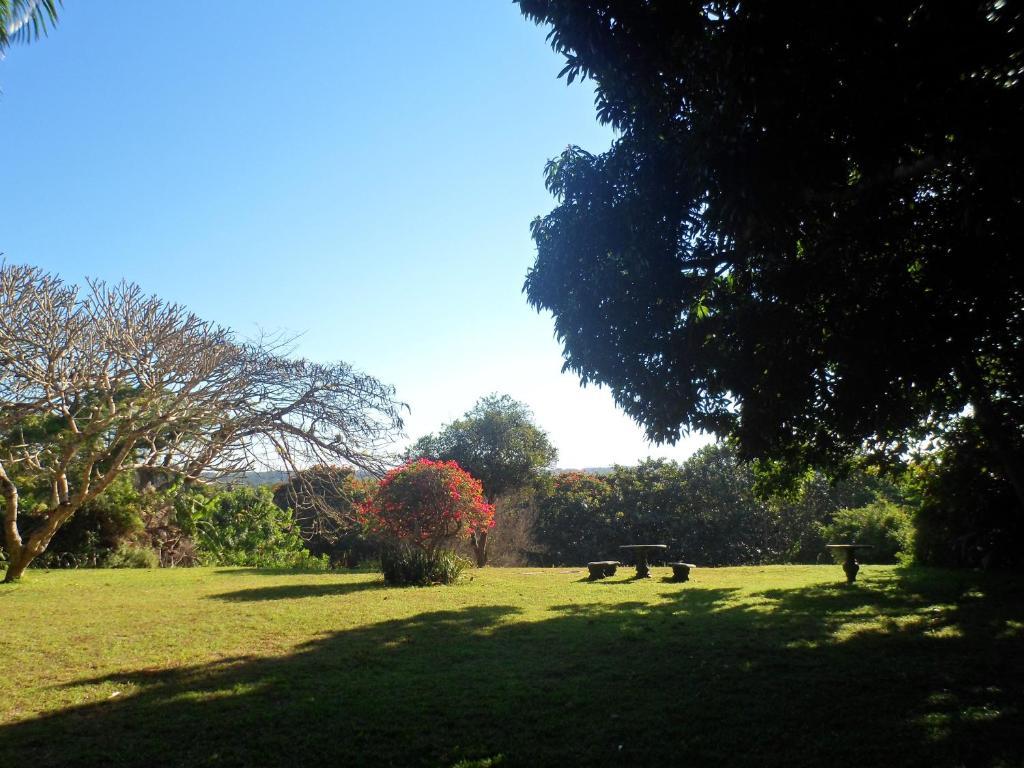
{"left": 105, "top": 544, "right": 159, "bottom": 569}
{"left": 257, "top": 549, "right": 331, "bottom": 571}
{"left": 818, "top": 500, "right": 915, "bottom": 564}
{"left": 380, "top": 545, "right": 469, "bottom": 586}
{"left": 178, "top": 485, "right": 328, "bottom": 569}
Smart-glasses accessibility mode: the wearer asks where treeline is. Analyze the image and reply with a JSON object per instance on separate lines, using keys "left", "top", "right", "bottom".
{"left": 528, "top": 445, "right": 912, "bottom": 566}
{"left": 528, "top": 424, "right": 1022, "bottom": 570}
{"left": 10, "top": 427, "right": 1019, "bottom": 572}
{"left": 12, "top": 445, "right": 910, "bottom": 571}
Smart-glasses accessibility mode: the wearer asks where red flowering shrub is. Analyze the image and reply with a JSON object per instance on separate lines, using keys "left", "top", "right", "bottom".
{"left": 361, "top": 459, "right": 495, "bottom": 551}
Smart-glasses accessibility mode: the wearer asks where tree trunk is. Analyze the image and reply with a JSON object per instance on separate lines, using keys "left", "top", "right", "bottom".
{"left": 471, "top": 491, "right": 501, "bottom": 568}
{"left": 1, "top": 469, "right": 25, "bottom": 582}
{"left": 3, "top": 551, "right": 33, "bottom": 583}
{"left": 472, "top": 531, "right": 488, "bottom": 567}
{"left": 3, "top": 502, "right": 78, "bottom": 583}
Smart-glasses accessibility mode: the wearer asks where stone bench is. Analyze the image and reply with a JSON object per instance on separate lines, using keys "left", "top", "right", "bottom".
{"left": 668, "top": 562, "right": 695, "bottom": 582}
{"left": 587, "top": 561, "right": 621, "bottom": 579}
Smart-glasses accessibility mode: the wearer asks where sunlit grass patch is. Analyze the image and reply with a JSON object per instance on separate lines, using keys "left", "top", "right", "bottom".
{"left": 0, "top": 565, "right": 1021, "bottom": 767}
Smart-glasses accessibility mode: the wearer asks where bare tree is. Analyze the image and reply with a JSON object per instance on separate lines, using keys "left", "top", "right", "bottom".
{"left": 0, "top": 264, "right": 405, "bottom": 581}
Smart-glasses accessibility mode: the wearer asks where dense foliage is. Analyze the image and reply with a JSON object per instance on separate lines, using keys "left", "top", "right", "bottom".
{"left": 408, "top": 394, "right": 555, "bottom": 565}
{"left": 16, "top": 473, "right": 149, "bottom": 567}
{"left": 534, "top": 471, "right": 616, "bottom": 566}
{"left": 911, "top": 418, "right": 1024, "bottom": 569}
{"left": 273, "top": 467, "right": 377, "bottom": 567}
{"left": 611, "top": 449, "right": 770, "bottom": 565}
{"left": 819, "top": 501, "right": 915, "bottom": 565}
{"left": 361, "top": 459, "right": 494, "bottom": 553}
{"left": 2, "top": 476, "right": 331, "bottom": 571}
{"left": 533, "top": 445, "right": 911, "bottom": 567}
{"left": 765, "top": 469, "right": 899, "bottom": 563}
{"left": 178, "top": 485, "right": 326, "bottom": 570}
{"left": 3, "top": 446, "right": 934, "bottom": 572}
{"left": 517, "top": 1, "right": 1024, "bottom": 508}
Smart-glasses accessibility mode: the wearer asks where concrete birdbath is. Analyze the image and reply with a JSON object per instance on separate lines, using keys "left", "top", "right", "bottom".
{"left": 825, "top": 544, "right": 874, "bottom": 583}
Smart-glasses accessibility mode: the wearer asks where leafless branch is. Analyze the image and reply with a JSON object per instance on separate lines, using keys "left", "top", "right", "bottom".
{"left": 0, "top": 263, "right": 405, "bottom": 580}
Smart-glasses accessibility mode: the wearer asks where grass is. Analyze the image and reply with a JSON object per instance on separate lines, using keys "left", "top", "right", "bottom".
{"left": 0, "top": 564, "right": 1021, "bottom": 767}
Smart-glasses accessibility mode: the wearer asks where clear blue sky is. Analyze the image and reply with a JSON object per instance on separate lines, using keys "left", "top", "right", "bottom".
{"left": 1, "top": 1, "right": 711, "bottom": 467}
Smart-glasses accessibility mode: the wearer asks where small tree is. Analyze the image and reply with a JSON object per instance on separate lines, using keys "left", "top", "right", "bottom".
{"left": 0, "top": 264, "right": 404, "bottom": 581}
{"left": 361, "top": 459, "right": 494, "bottom": 554}
{"left": 409, "top": 394, "right": 557, "bottom": 566}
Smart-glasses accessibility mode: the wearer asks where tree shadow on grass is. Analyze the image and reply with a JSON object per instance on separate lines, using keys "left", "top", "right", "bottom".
{"left": 2, "top": 571, "right": 1021, "bottom": 767}
{"left": 576, "top": 571, "right": 676, "bottom": 585}
{"left": 207, "top": 579, "right": 387, "bottom": 602}
{"left": 210, "top": 566, "right": 380, "bottom": 576}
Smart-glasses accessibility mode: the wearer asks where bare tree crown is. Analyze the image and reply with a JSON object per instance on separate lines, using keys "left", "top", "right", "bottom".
{"left": 0, "top": 263, "right": 405, "bottom": 580}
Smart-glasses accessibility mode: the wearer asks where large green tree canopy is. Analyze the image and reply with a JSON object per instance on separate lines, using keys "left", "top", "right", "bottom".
{"left": 409, "top": 394, "right": 558, "bottom": 504}
{"left": 517, "top": 1, "right": 1024, "bottom": 503}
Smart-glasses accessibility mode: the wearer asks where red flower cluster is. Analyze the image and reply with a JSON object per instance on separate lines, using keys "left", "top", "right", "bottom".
{"left": 360, "top": 458, "right": 495, "bottom": 547}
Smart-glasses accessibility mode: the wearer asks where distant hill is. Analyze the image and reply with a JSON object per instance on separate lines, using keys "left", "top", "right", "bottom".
{"left": 224, "top": 466, "right": 617, "bottom": 488}
{"left": 215, "top": 470, "right": 290, "bottom": 488}
{"left": 218, "top": 468, "right": 379, "bottom": 487}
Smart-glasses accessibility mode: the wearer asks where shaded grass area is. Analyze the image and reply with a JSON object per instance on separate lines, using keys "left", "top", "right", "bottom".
{"left": 1, "top": 565, "right": 1021, "bottom": 767}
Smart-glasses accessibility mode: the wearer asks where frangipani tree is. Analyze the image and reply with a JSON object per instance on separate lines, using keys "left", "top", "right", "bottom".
{"left": 0, "top": 264, "right": 405, "bottom": 581}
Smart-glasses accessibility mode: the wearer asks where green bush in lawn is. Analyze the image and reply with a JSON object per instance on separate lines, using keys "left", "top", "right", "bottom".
{"left": 818, "top": 500, "right": 915, "bottom": 564}
{"left": 379, "top": 544, "right": 470, "bottom": 586}
{"left": 105, "top": 543, "right": 160, "bottom": 569}
{"left": 178, "top": 485, "right": 328, "bottom": 570}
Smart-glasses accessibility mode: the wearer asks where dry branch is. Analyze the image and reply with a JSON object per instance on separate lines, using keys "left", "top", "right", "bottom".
{"left": 0, "top": 263, "right": 405, "bottom": 580}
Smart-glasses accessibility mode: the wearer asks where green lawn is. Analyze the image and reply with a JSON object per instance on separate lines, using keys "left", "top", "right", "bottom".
{"left": 1, "top": 565, "right": 1021, "bottom": 767}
